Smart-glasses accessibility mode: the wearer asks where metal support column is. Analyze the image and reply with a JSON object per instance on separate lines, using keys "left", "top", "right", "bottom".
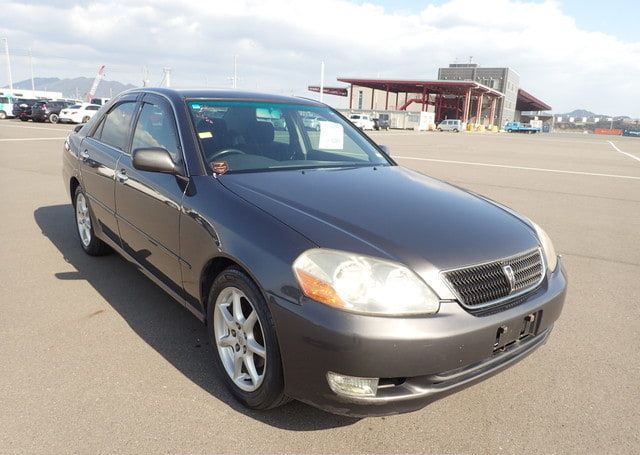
{"left": 462, "top": 89, "right": 471, "bottom": 124}
{"left": 349, "top": 84, "right": 353, "bottom": 109}
{"left": 475, "top": 93, "right": 484, "bottom": 126}
{"left": 385, "top": 85, "right": 389, "bottom": 110}
{"left": 488, "top": 97, "right": 496, "bottom": 126}
{"left": 371, "top": 88, "right": 375, "bottom": 110}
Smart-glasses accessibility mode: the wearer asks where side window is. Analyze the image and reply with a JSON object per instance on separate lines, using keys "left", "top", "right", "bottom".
{"left": 131, "top": 102, "right": 180, "bottom": 161}
{"left": 98, "top": 102, "right": 136, "bottom": 151}
{"left": 86, "top": 106, "right": 100, "bottom": 111}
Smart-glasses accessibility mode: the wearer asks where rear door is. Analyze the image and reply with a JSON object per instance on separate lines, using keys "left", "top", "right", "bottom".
{"left": 114, "top": 94, "right": 187, "bottom": 296}
{"left": 79, "top": 95, "right": 138, "bottom": 244}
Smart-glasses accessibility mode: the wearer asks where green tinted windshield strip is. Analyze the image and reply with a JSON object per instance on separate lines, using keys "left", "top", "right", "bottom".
{"left": 187, "top": 100, "right": 324, "bottom": 110}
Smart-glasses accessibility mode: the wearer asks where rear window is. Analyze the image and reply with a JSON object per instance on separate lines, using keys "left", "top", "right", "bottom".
{"left": 68, "top": 104, "right": 82, "bottom": 109}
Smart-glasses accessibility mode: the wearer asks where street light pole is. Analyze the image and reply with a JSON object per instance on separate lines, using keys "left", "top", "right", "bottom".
{"left": 2, "top": 37, "right": 13, "bottom": 91}
{"left": 319, "top": 61, "right": 325, "bottom": 103}
{"left": 28, "top": 48, "right": 35, "bottom": 92}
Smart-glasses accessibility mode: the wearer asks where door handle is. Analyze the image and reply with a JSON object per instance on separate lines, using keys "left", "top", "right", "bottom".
{"left": 115, "top": 169, "right": 129, "bottom": 183}
{"left": 80, "top": 150, "right": 89, "bottom": 161}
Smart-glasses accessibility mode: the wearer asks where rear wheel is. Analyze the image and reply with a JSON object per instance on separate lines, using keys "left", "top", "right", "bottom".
{"left": 207, "top": 267, "right": 289, "bottom": 410}
{"left": 74, "top": 186, "right": 110, "bottom": 256}
{"left": 49, "top": 113, "right": 59, "bottom": 123}
{"left": 20, "top": 117, "right": 28, "bottom": 122}
{"left": 0, "top": 111, "right": 6, "bottom": 120}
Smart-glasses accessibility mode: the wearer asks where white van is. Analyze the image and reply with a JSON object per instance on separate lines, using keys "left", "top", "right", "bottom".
{"left": 437, "top": 119, "right": 463, "bottom": 132}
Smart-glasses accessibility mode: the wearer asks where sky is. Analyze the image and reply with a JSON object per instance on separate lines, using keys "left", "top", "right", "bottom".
{"left": 1, "top": 0, "right": 639, "bottom": 116}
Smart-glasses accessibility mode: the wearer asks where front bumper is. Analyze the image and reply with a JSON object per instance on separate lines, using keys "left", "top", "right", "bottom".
{"left": 269, "top": 261, "right": 567, "bottom": 417}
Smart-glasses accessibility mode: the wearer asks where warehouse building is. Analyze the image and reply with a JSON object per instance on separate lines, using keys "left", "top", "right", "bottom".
{"left": 312, "top": 63, "right": 551, "bottom": 129}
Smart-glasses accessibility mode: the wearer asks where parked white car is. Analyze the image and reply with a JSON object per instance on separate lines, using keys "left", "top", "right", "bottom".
{"left": 349, "top": 114, "right": 375, "bottom": 130}
{"left": 59, "top": 103, "right": 101, "bottom": 124}
{"left": 436, "top": 119, "right": 463, "bottom": 132}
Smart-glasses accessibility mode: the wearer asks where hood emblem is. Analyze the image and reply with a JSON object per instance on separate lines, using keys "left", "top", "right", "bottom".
{"left": 502, "top": 264, "right": 516, "bottom": 293}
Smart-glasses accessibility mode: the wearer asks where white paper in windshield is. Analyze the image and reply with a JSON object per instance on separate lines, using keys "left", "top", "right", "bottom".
{"left": 318, "top": 121, "right": 344, "bottom": 150}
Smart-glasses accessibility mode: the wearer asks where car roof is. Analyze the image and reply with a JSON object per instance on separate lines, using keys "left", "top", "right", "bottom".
{"left": 120, "top": 87, "right": 325, "bottom": 108}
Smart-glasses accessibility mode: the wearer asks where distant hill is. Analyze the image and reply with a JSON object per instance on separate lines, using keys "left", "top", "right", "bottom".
{"left": 5, "top": 77, "right": 137, "bottom": 99}
{"left": 560, "top": 108, "right": 629, "bottom": 120}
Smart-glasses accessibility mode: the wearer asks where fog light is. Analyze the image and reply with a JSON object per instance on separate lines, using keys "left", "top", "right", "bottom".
{"left": 326, "top": 372, "right": 379, "bottom": 398}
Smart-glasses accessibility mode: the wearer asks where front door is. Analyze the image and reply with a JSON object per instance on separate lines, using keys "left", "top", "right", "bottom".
{"left": 114, "top": 95, "right": 187, "bottom": 296}
{"left": 79, "top": 98, "right": 138, "bottom": 244}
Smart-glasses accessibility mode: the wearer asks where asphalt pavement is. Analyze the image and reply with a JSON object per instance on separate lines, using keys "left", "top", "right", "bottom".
{"left": 1, "top": 121, "right": 638, "bottom": 454}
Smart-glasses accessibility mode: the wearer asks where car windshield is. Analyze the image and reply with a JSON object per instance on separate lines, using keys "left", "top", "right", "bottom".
{"left": 69, "top": 104, "right": 82, "bottom": 109}
{"left": 188, "top": 100, "right": 391, "bottom": 173}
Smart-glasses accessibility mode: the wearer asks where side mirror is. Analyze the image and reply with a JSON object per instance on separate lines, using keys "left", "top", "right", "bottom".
{"left": 379, "top": 144, "right": 390, "bottom": 155}
{"left": 73, "top": 124, "right": 84, "bottom": 133}
{"left": 132, "top": 147, "right": 182, "bottom": 175}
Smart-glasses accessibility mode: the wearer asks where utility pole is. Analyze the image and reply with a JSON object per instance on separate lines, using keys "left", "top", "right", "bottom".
{"left": 232, "top": 54, "right": 238, "bottom": 88}
{"left": 319, "top": 61, "right": 325, "bottom": 103}
{"left": 28, "top": 48, "right": 35, "bottom": 92}
{"left": 2, "top": 38, "right": 13, "bottom": 91}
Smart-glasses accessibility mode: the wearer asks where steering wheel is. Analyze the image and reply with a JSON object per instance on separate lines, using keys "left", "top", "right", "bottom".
{"left": 209, "top": 148, "right": 246, "bottom": 160}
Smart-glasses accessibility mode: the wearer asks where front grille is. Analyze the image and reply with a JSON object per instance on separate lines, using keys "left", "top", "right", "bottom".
{"left": 443, "top": 248, "right": 544, "bottom": 310}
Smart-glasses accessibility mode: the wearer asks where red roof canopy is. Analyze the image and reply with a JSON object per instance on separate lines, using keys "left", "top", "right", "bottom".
{"left": 337, "top": 77, "right": 503, "bottom": 97}
{"left": 516, "top": 88, "right": 551, "bottom": 111}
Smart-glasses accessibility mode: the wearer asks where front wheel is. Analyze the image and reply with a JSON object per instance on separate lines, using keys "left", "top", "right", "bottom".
{"left": 74, "top": 186, "right": 110, "bottom": 256}
{"left": 20, "top": 117, "right": 28, "bottom": 122}
{"left": 49, "top": 113, "right": 59, "bottom": 123}
{"left": 207, "top": 268, "right": 288, "bottom": 410}
{"left": 506, "top": 129, "right": 512, "bottom": 133}
{"left": 0, "top": 111, "right": 6, "bottom": 120}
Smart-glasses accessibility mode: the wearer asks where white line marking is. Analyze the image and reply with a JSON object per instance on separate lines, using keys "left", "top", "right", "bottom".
{"left": 608, "top": 140, "right": 640, "bottom": 163}
{"left": 395, "top": 156, "right": 640, "bottom": 181}
{"left": 0, "top": 137, "right": 67, "bottom": 142}
{"left": 0, "top": 123, "right": 73, "bottom": 132}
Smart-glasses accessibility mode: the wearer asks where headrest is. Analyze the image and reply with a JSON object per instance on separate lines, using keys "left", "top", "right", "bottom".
{"left": 254, "top": 121, "right": 275, "bottom": 144}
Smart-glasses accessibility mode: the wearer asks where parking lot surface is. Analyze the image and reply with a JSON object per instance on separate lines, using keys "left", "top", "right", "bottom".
{"left": 1, "top": 121, "right": 638, "bottom": 454}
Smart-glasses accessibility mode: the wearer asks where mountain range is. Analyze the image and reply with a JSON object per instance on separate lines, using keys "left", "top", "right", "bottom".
{"left": 559, "top": 109, "right": 629, "bottom": 120}
{"left": 4, "top": 77, "right": 137, "bottom": 99}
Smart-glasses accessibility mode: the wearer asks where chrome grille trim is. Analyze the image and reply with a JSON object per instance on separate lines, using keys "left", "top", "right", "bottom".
{"left": 441, "top": 248, "right": 546, "bottom": 311}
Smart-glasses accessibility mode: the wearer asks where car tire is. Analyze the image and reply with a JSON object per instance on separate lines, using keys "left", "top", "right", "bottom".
{"left": 20, "top": 117, "right": 28, "bottom": 122}
{"left": 437, "top": 127, "right": 442, "bottom": 132}
{"left": 507, "top": 129, "right": 512, "bottom": 133}
{"left": 49, "top": 113, "right": 59, "bottom": 124}
{"left": 74, "top": 186, "right": 110, "bottom": 256}
{"left": 207, "top": 267, "right": 289, "bottom": 410}
{"left": 0, "top": 111, "right": 6, "bottom": 120}
{"left": 453, "top": 128, "right": 459, "bottom": 133}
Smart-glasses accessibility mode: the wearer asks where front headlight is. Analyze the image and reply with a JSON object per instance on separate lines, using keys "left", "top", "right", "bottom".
{"left": 532, "top": 223, "right": 558, "bottom": 272}
{"left": 292, "top": 249, "right": 439, "bottom": 315}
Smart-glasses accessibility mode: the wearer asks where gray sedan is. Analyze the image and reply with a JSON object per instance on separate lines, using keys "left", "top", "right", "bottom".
{"left": 62, "top": 88, "right": 567, "bottom": 416}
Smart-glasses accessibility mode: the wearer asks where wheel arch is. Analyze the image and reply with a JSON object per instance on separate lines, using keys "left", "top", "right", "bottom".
{"left": 199, "top": 254, "right": 269, "bottom": 321}
{"left": 70, "top": 176, "right": 80, "bottom": 205}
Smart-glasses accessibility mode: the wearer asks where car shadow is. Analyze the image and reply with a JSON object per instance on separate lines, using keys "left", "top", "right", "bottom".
{"left": 34, "top": 204, "right": 359, "bottom": 431}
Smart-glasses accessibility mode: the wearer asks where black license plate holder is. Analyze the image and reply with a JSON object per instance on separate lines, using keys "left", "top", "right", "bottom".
{"left": 493, "top": 310, "right": 542, "bottom": 352}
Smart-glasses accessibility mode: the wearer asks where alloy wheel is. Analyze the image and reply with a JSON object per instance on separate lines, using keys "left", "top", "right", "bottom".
{"left": 75, "top": 192, "right": 92, "bottom": 247}
{"left": 213, "top": 286, "right": 267, "bottom": 392}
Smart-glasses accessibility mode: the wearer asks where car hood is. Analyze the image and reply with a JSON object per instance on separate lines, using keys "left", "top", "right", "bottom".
{"left": 219, "top": 166, "right": 539, "bottom": 297}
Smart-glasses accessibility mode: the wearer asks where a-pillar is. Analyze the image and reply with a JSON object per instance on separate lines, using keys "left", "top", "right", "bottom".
{"left": 488, "top": 97, "right": 497, "bottom": 126}
{"left": 461, "top": 89, "right": 471, "bottom": 124}
{"left": 475, "top": 93, "right": 484, "bottom": 126}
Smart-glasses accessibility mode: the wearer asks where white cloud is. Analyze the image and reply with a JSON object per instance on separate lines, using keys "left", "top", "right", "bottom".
{"left": 0, "top": 0, "right": 638, "bottom": 116}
